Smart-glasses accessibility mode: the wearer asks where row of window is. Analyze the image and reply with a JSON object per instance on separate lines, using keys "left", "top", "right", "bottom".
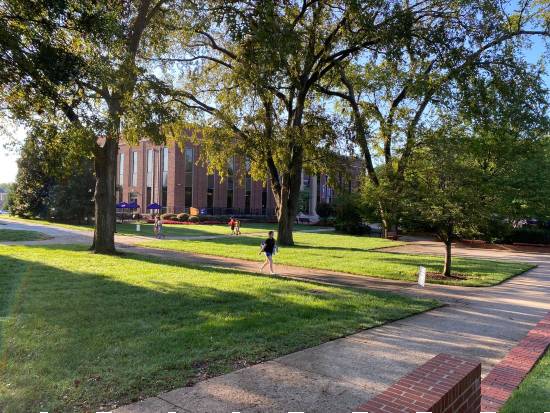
{"left": 119, "top": 148, "right": 250, "bottom": 210}
{"left": 118, "top": 148, "right": 337, "bottom": 212}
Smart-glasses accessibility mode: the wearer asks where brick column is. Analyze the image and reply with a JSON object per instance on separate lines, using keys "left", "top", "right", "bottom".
{"left": 356, "top": 353, "right": 481, "bottom": 413}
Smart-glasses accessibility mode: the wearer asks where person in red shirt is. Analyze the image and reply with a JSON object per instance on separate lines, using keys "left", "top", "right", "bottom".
{"left": 228, "top": 217, "right": 236, "bottom": 235}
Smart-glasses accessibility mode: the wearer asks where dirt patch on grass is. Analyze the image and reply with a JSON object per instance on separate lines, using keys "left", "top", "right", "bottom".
{"left": 426, "top": 272, "right": 468, "bottom": 281}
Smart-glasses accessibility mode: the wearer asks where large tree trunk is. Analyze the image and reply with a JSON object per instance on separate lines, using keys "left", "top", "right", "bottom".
{"left": 273, "top": 151, "right": 303, "bottom": 245}
{"left": 442, "top": 224, "right": 454, "bottom": 277}
{"left": 276, "top": 180, "right": 301, "bottom": 245}
{"left": 378, "top": 203, "right": 390, "bottom": 238}
{"left": 443, "top": 239, "right": 452, "bottom": 277}
{"left": 92, "top": 138, "right": 118, "bottom": 254}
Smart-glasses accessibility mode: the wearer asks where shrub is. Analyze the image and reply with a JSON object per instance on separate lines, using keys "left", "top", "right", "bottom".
{"left": 188, "top": 215, "right": 200, "bottom": 223}
{"left": 334, "top": 194, "right": 369, "bottom": 235}
{"left": 479, "top": 217, "right": 513, "bottom": 243}
{"left": 176, "top": 213, "right": 189, "bottom": 222}
{"left": 161, "top": 213, "right": 177, "bottom": 220}
{"left": 505, "top": 227, "right": 550, "bottom": 244}
{"left": 316, "top": 202, "right": 334, "bottom": 219}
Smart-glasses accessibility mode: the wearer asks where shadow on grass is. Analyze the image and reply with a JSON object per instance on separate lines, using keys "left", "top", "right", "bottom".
{"left": 0, "top": 244, "right": 434, "bottom": 412}
{"left": 153, "top": 233, "right": 395, "bottom": 253}
{"left": 144, "top": 235, "right": 528, "bottom": 278}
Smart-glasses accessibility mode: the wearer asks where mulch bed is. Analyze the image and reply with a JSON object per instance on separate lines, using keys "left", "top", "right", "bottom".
{"left": 426, "top": 272, "right": 468, "bottom": 281}
{"left": 457, "top": 241, "right": 550, "bottom": 254}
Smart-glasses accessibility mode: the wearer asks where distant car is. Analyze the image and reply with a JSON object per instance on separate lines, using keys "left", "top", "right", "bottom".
{"left": 0, "top": 210, "right": 8, "bottom": 214}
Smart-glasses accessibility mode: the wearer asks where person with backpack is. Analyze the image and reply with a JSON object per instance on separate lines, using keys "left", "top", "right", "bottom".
{"left": 259, "top": 231, "right": 277, "bottom": 275}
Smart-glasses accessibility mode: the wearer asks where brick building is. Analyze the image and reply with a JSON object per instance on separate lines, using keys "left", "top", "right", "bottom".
{"left": 117, "top": 140, "right": 360, "bottom": 218}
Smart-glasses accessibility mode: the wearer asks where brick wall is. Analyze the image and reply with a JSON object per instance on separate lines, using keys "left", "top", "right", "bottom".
{"left": 355, "top": 353, "right": 481, "bottom": 413}
{"left": 481, "top": 311, "right": 550, "bottom": 412}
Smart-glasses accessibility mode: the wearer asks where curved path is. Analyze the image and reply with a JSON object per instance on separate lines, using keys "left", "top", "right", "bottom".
{"left": 1, "top": 218, "right": 549, "bottom": 412}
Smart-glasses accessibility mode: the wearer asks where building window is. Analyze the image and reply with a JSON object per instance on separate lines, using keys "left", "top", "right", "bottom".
{"left": 302, "top": 173, "right": 310, "bottom": 214}
{"left": 162, "top": 147, "right": 169, "bottom": 188}
{"left": 303, "top": 174, "right": 310, "bottom": 189}
{"left": 146, "top": 149, "right": 153, "bottom": 188}
{"left": 207, "top": 173, "right": 215, "bottom": 211}
{"left": 162, "top": 147, "right": 168, "bottom": 209}
{"left": 146, "top": 149, "right": 153, "bottom": 208}
{"left": 184, "top": 148, "right": 193, "bottom": 208}
{"left": 262, "top": 183, "right": 267, "bottom": 215}
{"left": 118, "top": 153, "right": 125, "bottom": 186}
{"left": 131, "top": 151, "right": 138, "bottom": 187}
{"left": 245, "top": 158, "right": 251, "bottom": 214}
{"left": 227, "top": 157, "right": 234, "bottom": 210}
{"left": 317, "top": 175, "right": 321, "bottom": 206}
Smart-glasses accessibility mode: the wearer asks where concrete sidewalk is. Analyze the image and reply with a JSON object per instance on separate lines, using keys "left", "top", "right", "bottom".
{"left": 114, "top": 246, "right": 550, "bottom": 413}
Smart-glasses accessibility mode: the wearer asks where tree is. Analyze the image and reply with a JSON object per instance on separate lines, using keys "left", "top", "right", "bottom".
{"left": 164, "top": 0, "right": 420, "bottom": 245}
{"left": 0, "top": 0, "right": 185, "bottom": 252}
{"left": 8, "top": 125, "right": 95, "bottom": 222}
{"left": 318, "top": 0, "right": 549, "bottom": 236}
{"left": 402, "top": 126, "right": 491, "bottom": 276}
{"left": 48, "top": 160, "right": 95, "bottom": 224}
{"left": 402, "top": 119, "right": 550, "bottom": 277}
{"left": 8, "top": 135, "right": 54, "bottom": 218}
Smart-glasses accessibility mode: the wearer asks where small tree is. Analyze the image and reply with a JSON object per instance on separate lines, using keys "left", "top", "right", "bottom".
{"left": 48, "top": 161, "right": 95, "bottom": 224}
{"left": 8, "top": 132, "right": 56, "bottom": 218}
{"left": 334, "top": 193, "right": 367, "bottom": 235}
{"left": 9, "top": 126, "right": 96, "bottom": 222}
{"left": 402, "top": 125, "right": 491, "bottom": 276}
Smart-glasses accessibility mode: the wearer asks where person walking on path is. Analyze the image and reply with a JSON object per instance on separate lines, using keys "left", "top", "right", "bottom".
{"left": 153, "top": 215, "right": 163, "bottom": 239}
{"left": 259, "top": 231, "right": 277, "bottom": 275}
{"left": 228, "top": 217, "right": 236, "bottom": 235}
{"left": 235, "top": 219, "right": 241, "bottom": 236}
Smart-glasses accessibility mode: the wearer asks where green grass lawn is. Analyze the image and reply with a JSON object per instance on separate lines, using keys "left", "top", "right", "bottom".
{"left": 115, "top": 222, "right": 317, "bottom": 238}
{"left": 0, "top": 215, "right": 318, "bottom": 238}
{"left": 138, "top": 232, "right": 534, "bottom": 286}
{"left": 0, "top": 244, "right": 437, "bottom": 412}
{"left": 0, "top": 229, "right": 50, "bottom": 241}
{"left": 0, "top": 215, "right": 94, "bottom": 232}
{"left": 501, "top": 348, "right": 550, "bottom": 413}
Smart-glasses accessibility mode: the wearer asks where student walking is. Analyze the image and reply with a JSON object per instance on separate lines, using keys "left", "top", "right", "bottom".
{"left": 259, "top": 231, "right": 277, "bottom": 275}
{"left": 235, "top": 219, "right": 241, "bottom": 236}
{"left": 228, "top": 217, "right": 236, "bottom": 235}
{"left": 153, "top": 215, "right": 163, "bottom": 239}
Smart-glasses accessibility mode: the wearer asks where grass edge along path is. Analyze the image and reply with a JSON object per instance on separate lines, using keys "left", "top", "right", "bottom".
{"left": 137, "top": 233, "right": 534, "bottom": 287}
{"left": 0, "top": 228, "right": 51, "bottom": 242}
{"left": 500, "top": 347, "right": 550, "bottom": 413}
{"left": 0, "top": 244, "right": 438, "bottom": 412}
{"left": 0, "top": 215, "right": 321, "bottom": 238}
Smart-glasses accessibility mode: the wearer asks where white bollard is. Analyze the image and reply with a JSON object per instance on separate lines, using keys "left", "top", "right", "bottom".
{"left": 136, "top": 224, "right": 141, "bottom": 232}
{"left": 418, "top": 266, "right": 426, "bottom": 287}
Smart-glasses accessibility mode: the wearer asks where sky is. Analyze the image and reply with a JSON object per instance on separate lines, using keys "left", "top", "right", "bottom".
{"left": 0, "top": 17, "right": 548, "bottom": 184}
{"left": 0, "top": 126, "right": 24, "bottom": 183}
